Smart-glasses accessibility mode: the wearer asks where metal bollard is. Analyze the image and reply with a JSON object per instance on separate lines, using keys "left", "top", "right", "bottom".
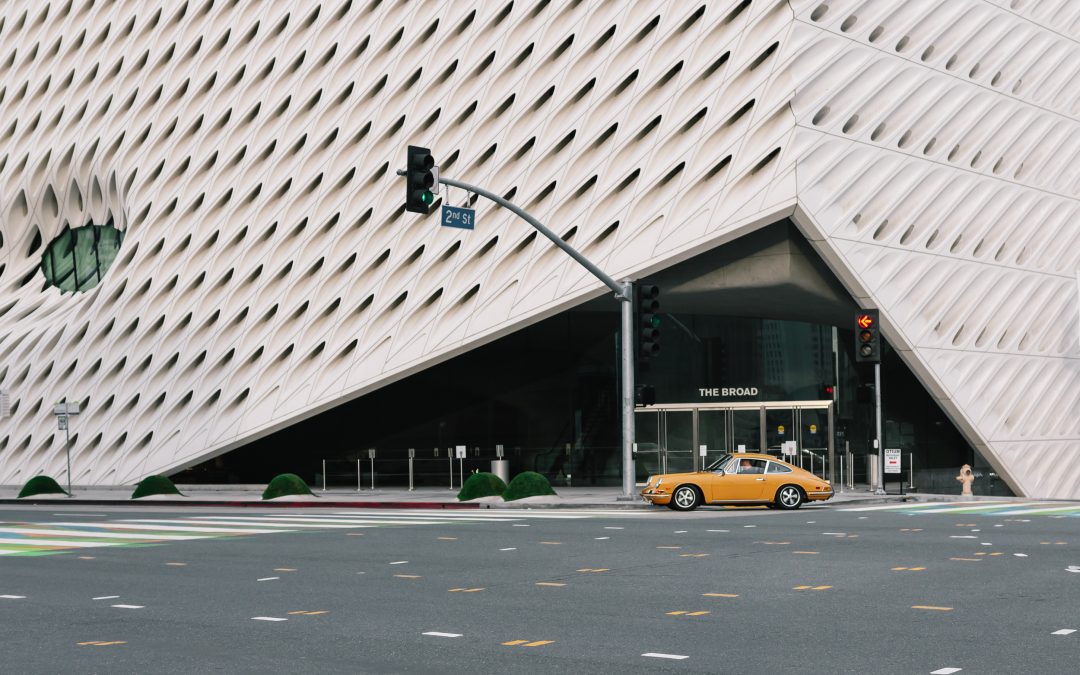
{"left": 909, "top": 452, "right": 915, "bottom": 490}
{"left": 839, "top": 454, "right": 845, "bottom": 492}
{"left": 408, "top": 448, "right": 415, "bottom": 491}
{"left": 322, "top": 459, "right": 327, "bottom": 492}
{"left": 356, "top": 459, "right": 361, "bottom": 492}
{"left": 447, "top": 447, "right": 454, "bottom": 490}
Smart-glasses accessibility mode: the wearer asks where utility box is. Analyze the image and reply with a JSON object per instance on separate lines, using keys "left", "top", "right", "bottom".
{"left": 491, "top": 459, "right": 509, "bottom": 484}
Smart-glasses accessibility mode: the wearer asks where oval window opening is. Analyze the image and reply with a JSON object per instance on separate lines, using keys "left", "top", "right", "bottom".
{"left": 40, "top": 221, "right": 125, "bottom": 294}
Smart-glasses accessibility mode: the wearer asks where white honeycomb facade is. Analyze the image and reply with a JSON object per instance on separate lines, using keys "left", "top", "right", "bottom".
{"left": 0, "top": 0, "right": 1076, "bottom": 497}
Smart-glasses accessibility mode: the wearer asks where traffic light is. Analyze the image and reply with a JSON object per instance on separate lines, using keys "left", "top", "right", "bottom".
{"left": 635, "top": 384, "right": 656, "bottom": 406}
{"left": 635, "top": 284, "right": 661, "bottom": 365}
{"left": 855, "top": 309, "right": 880, "bottom": 363}
{"left": 405, "top": 145, "right": 436, "bottom": 213}
{"left": 819, "top": 384, "right": 835, "bottom": 401}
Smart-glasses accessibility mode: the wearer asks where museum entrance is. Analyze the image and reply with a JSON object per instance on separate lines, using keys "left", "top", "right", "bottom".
{"left": 634, "top": 401, "right": 834, "bottom": 482}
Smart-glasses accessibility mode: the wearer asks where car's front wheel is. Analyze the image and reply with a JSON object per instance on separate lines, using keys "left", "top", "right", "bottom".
{"left": 775, "top": 485, "right": 804, "bottom": 510}
{"left": 669, "top": 485, "right": 701, "bottom": 511}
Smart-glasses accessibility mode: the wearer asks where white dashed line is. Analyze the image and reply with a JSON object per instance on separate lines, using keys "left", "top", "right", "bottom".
{"left": 257, "top": 577, "right": 279, "bottom": 582}
{"left": 743, "top": 525, "right": 756, "bottom": 528}
{"left": 512, "top": 524, "right": 530, "bottom": 527}
{"left": 1065, "top": 566, "right": 1080, "bottom": 574}
{"left": 930, "top": 668, "right": 962, "bottom": 674}
{"left": 595, "top": 537, "right": 610, "bottom": 540}
{"left": 1013, "top": 553, "right": 1027, "bottom": 557}
{"left": 949, "top": 536, "right": 977, "bottom": 539}
{"left": 92, "top": 596, "right": 120, "bottom": 600}
{"left": 389, "top": 561, "right": 409, "bottom": 565}
{"left": 642, "top": 653, "right": 689, "bottom": 660}
{"left": 0, "top": 595, "right": 26, "bottom": 599}
{"left": 499, "top": 548, "right": 517, "bottom": 551}
{"left": 1051, "top": 629, "right": 1076, "bottom": 636}
{"left": 251, "top": 616, "right": 288, "bottom": 622}
{"left": 111, "top": 604, "right": 144, "bottom": 609}
{"left": 423, "top": 632, "right": 463, "bottom": 638}
{"left": 674, "top": 530, "right": 687, "bottom": 534}
{"left": 603, "top": 527, "right": 624, "bottom": 530}
{"left": 707, "top": 530, "right": 729, "bottom": 533}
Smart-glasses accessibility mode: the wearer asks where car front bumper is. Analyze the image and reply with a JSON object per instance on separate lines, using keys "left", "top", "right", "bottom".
{"left": 640, "top": 488, "right": 672, "bottom": 505}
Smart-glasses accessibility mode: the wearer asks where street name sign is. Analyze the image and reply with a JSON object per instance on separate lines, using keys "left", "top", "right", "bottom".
{"left": 441, "top": 205, "right": 475, "bottom": 230}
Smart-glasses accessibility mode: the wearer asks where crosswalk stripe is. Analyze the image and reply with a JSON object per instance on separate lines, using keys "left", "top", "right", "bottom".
{"left": 187, "top": 516, "right": 451, "bottom": 526}
{"left": 49, "top": 522, "right": 290, "bottom": 534}
{"left": 0, "top": 527, "right": 206, "bottom": 541}
{"left": 0, "top": 537, "right": 121, "bottom": 548}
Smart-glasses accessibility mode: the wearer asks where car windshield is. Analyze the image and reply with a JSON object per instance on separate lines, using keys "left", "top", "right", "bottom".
{"left": 705, "top": 454, "right": 733, "bottom": 472}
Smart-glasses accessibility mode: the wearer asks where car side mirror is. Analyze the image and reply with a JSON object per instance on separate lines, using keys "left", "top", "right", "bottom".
{"left": 714, "top": 469, "right": 725, "bottom": 476}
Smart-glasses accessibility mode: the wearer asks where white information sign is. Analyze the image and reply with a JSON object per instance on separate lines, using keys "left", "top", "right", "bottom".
{"left": 455, "top": 445, "right": 467, "bottom": 459}
{"left": 736, "top": 444, "right": 746, "bottom": 452}
{"left": 699, "top": 445, "right": 707, "bottom": 457}
{"left": 884, "top": 448, "right": 902, "bottom": 474}
{"left": 782, "top": 441, "right": 797, "bottom": 457}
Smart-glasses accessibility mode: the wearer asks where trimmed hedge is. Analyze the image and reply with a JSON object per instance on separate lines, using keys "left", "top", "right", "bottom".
{"left": 457, "top": 472, "right": 507, "bottom": 501}
{"left": 262, "top": 473, "right": 314, "bottom": 500}
{"left": 18, "top": 475, "right": 68, "bottom": 498}
{"left": 131, "top": 475, "right": 184, "bottom": 499}
{"left": 502, "top": 471, "right": 557, "bottom": 501}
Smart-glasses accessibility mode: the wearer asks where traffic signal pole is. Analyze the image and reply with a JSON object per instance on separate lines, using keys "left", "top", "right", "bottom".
{"left": 397, "top": 170, "right": 638, "bottom": 499}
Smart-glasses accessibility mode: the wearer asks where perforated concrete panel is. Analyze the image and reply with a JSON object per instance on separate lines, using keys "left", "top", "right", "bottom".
{"left": 0, "top": 1, "right": 1076, "bottom": 496}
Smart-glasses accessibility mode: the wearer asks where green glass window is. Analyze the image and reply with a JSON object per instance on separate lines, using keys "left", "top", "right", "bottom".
{"left": 40, "top": 222, "right": 124, "bottom": 294}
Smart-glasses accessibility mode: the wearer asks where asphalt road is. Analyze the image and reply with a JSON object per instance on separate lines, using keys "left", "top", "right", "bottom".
{"left": 1, "top": 502, "right": 1078, "bottom": 674}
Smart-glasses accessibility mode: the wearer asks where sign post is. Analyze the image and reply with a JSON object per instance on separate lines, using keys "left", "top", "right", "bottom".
{"left": 52, "top": 401, "right": 80, "bottom": 496}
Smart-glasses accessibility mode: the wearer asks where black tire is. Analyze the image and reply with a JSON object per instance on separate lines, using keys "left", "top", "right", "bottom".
{"left": 775, "top": 485, "right": 804, "bottom": 510}
{"left": 669, "top": 485, "right": 701, "bottom": 511}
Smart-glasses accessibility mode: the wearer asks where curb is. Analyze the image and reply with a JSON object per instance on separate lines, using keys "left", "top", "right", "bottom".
{"left": 0, "top": 499, "right": 483, "bottom": 509}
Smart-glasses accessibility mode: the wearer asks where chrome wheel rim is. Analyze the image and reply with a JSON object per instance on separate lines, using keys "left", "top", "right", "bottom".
{"left": 675, "top": 488, "right": 695, "bottom": 508}
{"left": 780, "top": 487, "right": 800, "bottom": 507}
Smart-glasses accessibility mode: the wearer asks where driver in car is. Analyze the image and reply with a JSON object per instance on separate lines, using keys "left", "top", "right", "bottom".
{"left": 739, "top": 458, "right": 764, "bottom": 474}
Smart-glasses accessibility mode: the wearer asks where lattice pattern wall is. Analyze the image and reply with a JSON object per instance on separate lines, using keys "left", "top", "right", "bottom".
{"left": 0, "top": 0, "right": 1076, "bottom": 496}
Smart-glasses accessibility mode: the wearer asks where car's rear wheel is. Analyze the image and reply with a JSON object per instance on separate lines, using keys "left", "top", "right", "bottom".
{"left": 775, "top": 485, "right": 804, "bottom": 510}
{"left": 669, "top": 485, "right": 701, "bottom": 511}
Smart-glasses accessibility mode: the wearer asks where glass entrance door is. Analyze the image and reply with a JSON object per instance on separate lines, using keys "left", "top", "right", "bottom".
{"left": 798, "top": 407, "right": 829, "bottom": 479}
{"left": 729, "top": 409, "right": 761, "bottom": 453}
{"left": 661, "top": 410, "right": 694, "bottom": 474}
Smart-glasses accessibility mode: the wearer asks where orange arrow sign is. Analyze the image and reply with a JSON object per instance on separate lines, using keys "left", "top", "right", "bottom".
{"left": 857, "top": 314, "right": 874, "bottom": 329}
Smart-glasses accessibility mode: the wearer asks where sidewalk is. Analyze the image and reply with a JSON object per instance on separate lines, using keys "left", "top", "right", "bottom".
{"left": 0, "top": 484, "right": 924, "bottom": 509}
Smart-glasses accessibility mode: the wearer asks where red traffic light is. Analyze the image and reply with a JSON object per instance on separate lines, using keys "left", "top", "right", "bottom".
{"left": 857, "top": 314, "right": 874, "bottom": 329}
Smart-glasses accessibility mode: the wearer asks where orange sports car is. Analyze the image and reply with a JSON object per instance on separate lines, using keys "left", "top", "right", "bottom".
{"left": 640, "top": 452, "right": 833, "bottom": 511}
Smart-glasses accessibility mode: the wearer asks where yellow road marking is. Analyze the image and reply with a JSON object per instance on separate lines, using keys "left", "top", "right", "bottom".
{"left": 989, "top": 552, "right": 1002, "bottom": 557}
{"left": 757, "top": 541, "right": 791, "bottom": 545}
{"left": 274, "top": 568, "right": 297, "bottom": 572}
{"left": 679, "top": 553, "right": 709, "bottom": 558}
{"left": 78, "top": 556, "right": 96, "bottom": 560}
{"left": 912, "top": 605, "right": 953, "bottom": 611}
{"left": 576, "top": 568, "right": 610, "bottom": 573}
{"left": 535, "top": 582, "right": 566, "bottom": 587}
{"left": 539, "top": 541, "right": 562, "bottom": 545}
{"left": 288, "top": 610, "right": 328, "bottom": 615}
{"left": 703, "top": 593, "right": 739, "bottom": 598}
{"left": 793, "top": 551, "right": 818, "bottom": 555}
{"left": 503, "top": 640, "right": 528, "bottom": 646}
{"left": 793, "top": 585, "right": 811, "bottom": 590}
{"left": 892, "top": 567, "right": 926, "bottom": 571}
{"left": 394, "top": 574, "right": 422, "bottom": 579}
{"left": 812, "top": 585, "right": 832, "bottom": 590}
{"left": 949, "top": 557, "right": 981, "bottom": 562}
{"left": 900, "top": 528, "right": 923, "bottom": 532}
{"left": 78, "top": 641, "right": 126, "bottom": 646}
{"left": 686, "top": 611, "right": 710, "bottom": 616}
{"left": 448, "top": 588, "right": 485, "bottom": 592}
{"left": 524, "top": 641, "right": 553, "bottom": 647}
{"left": 666, "top": 611, "right": 687, "bottom": 615}
{"left": 794, "top": 585, "right": 831, "bottom": 591}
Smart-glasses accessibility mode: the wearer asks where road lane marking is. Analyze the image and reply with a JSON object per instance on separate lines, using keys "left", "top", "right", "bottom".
{"left": 1051, "top": 629, "right": 1076, "bottom": 636}
{"left": 949, "top": 536, "right": 977, "bottom": 539}
{"left": 111, "top": 604, "right": 144, "bottom": 609}
{"left": 674, "top": 530, "right": 687, "bottom": 534}
{"left": 502, "top": 639, "right": 553, "bottom": 647}
{"left": 78, "top": 641, "right": 126, "bottom": 646}
{"left": 500, "top": 547, "right": 517, "bottom": 551}
{"left": 794, "top": 551, "right": 818, "bottom": 555}
{"left": 251, "top": 617, "right": 287, "bottom": 622}
{"left": 643, "top": 653, "right": 688, "bottom": 660}
{"left": 703, "top": 593, "right": 738, "bottom": 598}
{"left": 1013, "top": 553, "right": 1028, "bottom": 557}
{"left": 389, "top": 561, "right": 409, "bottom": 565}
{"left": 930, "top": 668, "right": 962, "bottom": 674}
{"left": 423, "top": 632, "right": 462, "bottom": 638}
{"left": 912, "top": 606, "right": 953, "bottom": 611}
{"left": 51, "top": 522, "right": 285, "bottom": 534}
{"left": 594, "top": 537, "right": 610, "bottom": 540}
{"left": 92, "top": 596, "right": 120, "bottom": 600}
{"left": 535, "top": 582, "right": 565, "bottom": 587}
{"left": 539, "top": 541, "right": 562, "bottom": 545}
{"left": 394, "top": 574, "right": 421, "bottom": 579}
{"left": 448, "top": 588, "right": 485, "bottom": 592}
{"left": 577, "top": 568, "right": 609, "bottom": 573}
{"left": 288, "top": 610, "right": 328, "bottom": 615}
{"left": 166, "top": 562, "right": 188, "bottom": 566}
{"left": 949, "top": 558, "right": 981, "bottom": 562}
{"left": 656, "top": 546, "right": 681, "bottom": 550}
{"left": 680, "top": 553, "right": 709, "bottom": 558}
{"left": 603, "top": 527, "right": 624, "bottom": 530}
{"left": 0, "top": 527, "right": 204, "bottom": 541}
{"left": 257, "top": 577, "right": 279, "bottom": 582}
{"left": 0, "top": 595, "right": 26, "bottom": 599}
{"left": 274, "top": 568, "right": 297, "bottom": 572}
{"left": 706, "top": 529, "right": 729, "bottom": 533}
{"left": 437, "top": 537, "right": 457, "bottom": 541}
{"left": 793, "top": 585, "right": 832, "bottom": 591}
{"left": 512, "top": 524, "right": 530, "bottom": 527}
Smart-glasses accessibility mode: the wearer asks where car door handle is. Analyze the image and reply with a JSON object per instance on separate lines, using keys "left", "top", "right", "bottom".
{"left": 755, "top": 478, "right": 765, "bottom": 481}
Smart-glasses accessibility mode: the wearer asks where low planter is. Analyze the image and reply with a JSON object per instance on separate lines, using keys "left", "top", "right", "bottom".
{"left": 457, "top": 472, "right": 507, "bottom": 501}
{"left": 131, "top": 475, "right": 185, "bottom": 499}
{"left": 502, "top": 471, "right": 557, "bottom": 501}
{"left": 18, "top": 475, "right": 68, "bottom": 498}
{"left": 262, "top": 473, "right": 315, "bottom": 500}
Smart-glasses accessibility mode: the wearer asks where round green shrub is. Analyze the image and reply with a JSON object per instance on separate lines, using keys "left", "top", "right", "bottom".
{"left": 131, "top": 475, "right": 184, "bottom": 499}
{"left": 262, "top": 473, "right": 314, "bottom": 500}
{"left": 457, "top": 472, "right": 507, "bottom": 501}
{"left": 18, "top": 475, "right": 68, "bottom": 498}
{"left": 502, "top": 471, "right": 557, "bottom": 501}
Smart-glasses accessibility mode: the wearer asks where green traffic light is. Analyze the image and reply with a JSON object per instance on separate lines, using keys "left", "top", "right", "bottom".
{"left": 649, "top": 315, "right": 661, "bottom": 328}
{"left": 421, "top": 191, "right": 433, "bottom": 205}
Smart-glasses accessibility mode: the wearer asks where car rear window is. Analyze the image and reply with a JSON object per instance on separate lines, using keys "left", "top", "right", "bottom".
{"left": 767, "top": 462, "right": 793, "bottom": 474}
